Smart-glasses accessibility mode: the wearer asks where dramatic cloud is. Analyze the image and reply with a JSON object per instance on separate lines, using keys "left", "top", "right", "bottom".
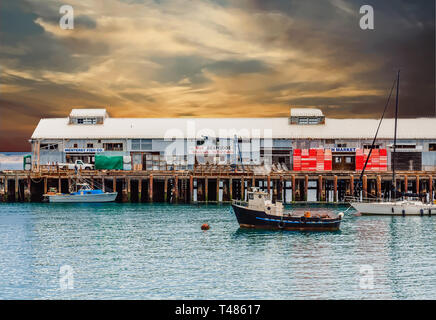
{"left": 0, "top": 0, "right": 434, "bottom": 150}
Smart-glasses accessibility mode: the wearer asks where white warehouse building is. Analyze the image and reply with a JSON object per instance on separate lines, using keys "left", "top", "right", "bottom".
{"left": 30, "top": 108, "right": 436, "bottom": 172}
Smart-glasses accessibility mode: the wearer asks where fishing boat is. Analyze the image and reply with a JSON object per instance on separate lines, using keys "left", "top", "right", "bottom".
{"left": 348, "top": 70, "right": 436, "bottom": 216}
{"left": 44, "top": 178, "right": 117, "bottom": 203}
{"left": 231, "top": 188, "right": 343, "bottom": 231}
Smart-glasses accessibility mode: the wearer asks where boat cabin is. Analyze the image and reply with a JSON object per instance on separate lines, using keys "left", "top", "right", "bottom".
{"left": 246, "top": 188, "right": 284, "bottom": 216}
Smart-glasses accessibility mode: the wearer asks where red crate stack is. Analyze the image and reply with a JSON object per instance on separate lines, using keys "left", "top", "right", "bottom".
{"left": 316, "top": 149, "right": 324, "bottom": 171}
{"left": 301, "top": 149, "right": 310, "bottom": 171}
{"left": 324, "top": 149, "right": 332, "bottom": 171}
{"left": 356, "top": 149, "right": 364, "bottom": 171}
{"left": 371, "top": 149, "right": 380, "bottom": 171}
{"left": 293, "top": 149, "right": 301, "bottom": 171}
{"left": 379, "top": 149, "right": 387, "bottom": 171}
{"left": 363, "top": 149, "right": 372, "bottom": 170}
{"left": 308, "top": 149, "right": 317, "bottom": 171}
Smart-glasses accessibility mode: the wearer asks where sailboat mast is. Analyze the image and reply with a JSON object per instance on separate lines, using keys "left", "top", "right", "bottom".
{"left": 392, "top": 70, "right": 400, "bottom": 197}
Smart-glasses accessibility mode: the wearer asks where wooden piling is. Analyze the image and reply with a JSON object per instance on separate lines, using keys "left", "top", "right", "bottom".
{"left": 175, "top": 176, "right": 179, "bottom": 203}
{"left": 333, "top": 175, "right": 338, "bottom": 202}
{"left": 362, "top": 175, "right": 367, "bottom": 197}
{"left": 149, "top": 174, "right": 153, "bottom": 202}
{"left": 267, "top": 175, "right": 271, "bottom": 196}
{"left": 204, "top": 177, "right": 208, "bottom": 203}
{"left": 318, "top": 175, "right": 322, "bottom": 202}
{"left": 15, "top": 175, "right": 19, "bottom": 202}
{"left": 44, "top": 177, "right": 47, "bottom": 195}
{"left": 304, "top": 175, "right": 309, "bottom": 202}
{"left": 189, "top": 175, "right": 194, "bottom": 203}
{"left": 241, "top": 177, "right": 245, "bottom": 201}
{"left": 229, "top": 178, "right": 233, "bottom": 201}
{"left": 138, "top": 178, "right": 142, "bottom": 202}
{"left": 404, "top": 175, "right": 408, "bottom": 193}
{"left": 376, "top": 175, "right": 382, "bottom": 199}
{"left": 429, "top": 175, "right": 433, "bottom": 203}
{"left": 164, "top": 177, "right": 168, "bottom": 202}
{"left": 416, "top": 175, "right": 420, "bottom": 195}
{"left": 350, "top": 175, "right": 354, "bottom": 197}
{"left": 291, "top": 175, "right": 296, "bottom": 202}
{"left": 216, "top": 178, "right": 220, "bottom": 203}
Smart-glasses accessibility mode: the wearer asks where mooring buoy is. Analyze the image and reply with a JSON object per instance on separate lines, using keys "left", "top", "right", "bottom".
{"left": 201, "top": 223, "right": 210, "bottom": 230}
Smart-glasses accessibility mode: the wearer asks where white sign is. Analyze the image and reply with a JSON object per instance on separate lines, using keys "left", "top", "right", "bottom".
{"left": 188, "top": 145, "right": 234, "bottom": 155}
{"left": 331, "top": 147, "right": 356, "bottom": 153}
{"left": 64, "top": 148, "right": 104, "bottom": 153}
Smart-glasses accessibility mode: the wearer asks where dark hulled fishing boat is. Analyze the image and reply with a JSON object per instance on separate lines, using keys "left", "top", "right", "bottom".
{"left": 231, "top": 188, "right": 343, "bottom": 231}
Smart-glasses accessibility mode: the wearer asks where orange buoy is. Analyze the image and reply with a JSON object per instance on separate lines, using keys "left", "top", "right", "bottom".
{"left": 201, "top": 223, "right": 210, "bottom": 230}
{"left": 304, "top": 211, "right": 311, "bottom": 218}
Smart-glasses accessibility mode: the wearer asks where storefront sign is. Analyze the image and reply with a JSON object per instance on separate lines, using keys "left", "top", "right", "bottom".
{"left": 331, "top": 147, "right": 356, "bottom": 153}
{"left": 64, "top": 148, "right": 104, "bottom": 153}
{"left": 188, "top": 145, "right": 234, "bottom": 155}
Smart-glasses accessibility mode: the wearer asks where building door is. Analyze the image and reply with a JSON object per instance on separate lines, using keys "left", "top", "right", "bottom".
{"left": 332, "top": 152, "right": 355, "bottom": 171}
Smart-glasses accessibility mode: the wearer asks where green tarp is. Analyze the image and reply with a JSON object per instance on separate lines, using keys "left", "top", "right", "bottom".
{"left": 95, "top": 155, "right": 123, "bottom": 170}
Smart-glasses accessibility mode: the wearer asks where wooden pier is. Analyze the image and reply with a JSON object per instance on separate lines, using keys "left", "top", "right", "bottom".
{"left": 1, "top": 168, "right": 435, "bottom": 203}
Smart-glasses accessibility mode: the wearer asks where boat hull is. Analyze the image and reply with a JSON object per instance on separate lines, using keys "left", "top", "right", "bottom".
{"left": 47, "top": 192, "right": 118, "bottom": 203}
{"left": 350, "top": 202, "right": 436, "bottom": 216}
{"left": 231, "top": 204, "right": 341, "bottom": 231}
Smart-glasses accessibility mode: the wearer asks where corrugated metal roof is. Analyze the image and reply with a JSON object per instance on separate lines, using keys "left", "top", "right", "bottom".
{"left": 31, "top": 116, "right": 436, "bottom": 140}
{"left": 290, "top": 108, "right": 324, "bottom": 117}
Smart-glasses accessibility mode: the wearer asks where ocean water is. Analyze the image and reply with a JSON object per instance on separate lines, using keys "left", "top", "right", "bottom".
{"left": 0, "top": 203, "right": 435, "bottom": 300}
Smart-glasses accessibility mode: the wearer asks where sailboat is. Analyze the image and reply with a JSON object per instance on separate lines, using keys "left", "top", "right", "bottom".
{"left": 348, "top": 70, "right": 436, "bottom": 216}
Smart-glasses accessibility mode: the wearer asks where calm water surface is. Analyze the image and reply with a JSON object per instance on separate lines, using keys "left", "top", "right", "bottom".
{"left": 0, "top": 203, "right": 435, "bottom": 299}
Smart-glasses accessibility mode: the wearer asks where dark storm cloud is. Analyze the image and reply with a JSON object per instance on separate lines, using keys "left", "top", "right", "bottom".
{"left": 0, "top": 0, "right": 434, "bottom": 151}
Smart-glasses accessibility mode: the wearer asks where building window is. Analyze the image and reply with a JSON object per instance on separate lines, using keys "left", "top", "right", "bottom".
{"left": 345, "top": 157, "right": 352, "bottom": 163}
{"left": 74, "top": 144, "right": 78, "bottom": 148}
{"left": 132, "top": 139, "right": 152, "bottom": 150}
{"left": 103, "top": 143, "right": 123, "bottom": 151}
{"left": 40, "top": 143, "right": 58, "bottom": 150}
{"left": 337, "top": 143, "right": 347, "bottom": 148}
{"left": 395, "top": 144, "right": 416, "bottom": 149}
{"left": 363, "top": 144, "right": 380, "bottom": 149}
{"left": 429, "top": 144, "right": 436, "bottom": 151}
{"left": 325, "top": 139, "right": 335, "bottom": 144}
{"left": 335, "top": 157, "right": 342, "bottom": 163}
{"left": 77, "top": 119, "right": 83, "bottom": 124}
{"left": 87, "top": 143, "right": 94, "bottom": 148}
{"left": 298, "top": 117, "right": 308, "bottom": 125}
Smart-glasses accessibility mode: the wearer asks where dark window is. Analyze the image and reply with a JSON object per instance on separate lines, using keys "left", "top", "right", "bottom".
{"left": 87, "top": 143, "right": 93, "bottom": 148}
{"left": 325, "top": 139, "right": 335, "bottom": 144}
{"left": 98, "top": 140, "right": 102, "bottom": 143}
{"left": 40, "top": 143, "right": 58, "bottom": 150}
{"left": 429, "top": 144, "right": 436, "bottom": 151}
{"left": 103, "top": 143, "right": 123, "bottom": 151}
{"left": 363, "top": 144, "right": 380, "bottom": 149}
{"left": 394, "top": 144, "right": 416, "bottom": 149}
{"left": 77, "top": 119, "right": 84, "bottom": 124}
{"left": 248, "top": 193, "right": 254, "bottom": 200}
{"left": 197, "top": 140, "right": 205, "bottom": 146}
{"left": 74, "top": 144, "right": 78, "bottom": 148}
{"left": 337, "top": 143, "right": 347, "bottom": 148}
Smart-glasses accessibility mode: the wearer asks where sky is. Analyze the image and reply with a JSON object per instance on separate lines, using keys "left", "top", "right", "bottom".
{"left": 0, "top": 0, "right": 435, "bottom": 151}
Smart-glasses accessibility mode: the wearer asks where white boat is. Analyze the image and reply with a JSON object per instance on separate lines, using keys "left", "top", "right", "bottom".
{"left": 349, "top": 70, "right": 435, "bottom": 216}
{"left": 44, "top": 181, "right": 117, "bottom": 203}
{"left": 349, "top": 197, "right": 436, "bottom": 216}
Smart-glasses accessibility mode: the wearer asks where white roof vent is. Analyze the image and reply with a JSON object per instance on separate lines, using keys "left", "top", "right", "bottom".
{"left": 290, "top": 108, "right": 325, "bottom": 125}
{"left": 69, "top": 108, "right": 108, "bottom": 125}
